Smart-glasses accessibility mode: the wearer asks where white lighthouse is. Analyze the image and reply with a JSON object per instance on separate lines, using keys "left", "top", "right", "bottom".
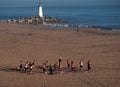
{"left": 38, "top": 2, "right": 43, "bottom": 18}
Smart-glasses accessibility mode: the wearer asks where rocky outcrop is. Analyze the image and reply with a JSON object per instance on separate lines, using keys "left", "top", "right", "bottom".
{"left": 0, "top": 16, "right": 64, "bottom": 24}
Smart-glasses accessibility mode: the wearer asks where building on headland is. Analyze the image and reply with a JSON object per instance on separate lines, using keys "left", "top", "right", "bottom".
{"left": 38, "top": 2, "right": 43, "bottom": 18}
{"left": 38, "top": 2, "right": 45, "bottom": 24}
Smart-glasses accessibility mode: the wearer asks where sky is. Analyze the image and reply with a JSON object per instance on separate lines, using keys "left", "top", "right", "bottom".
{"left": 0, "top": 0, "right": 120, "bottom": 7}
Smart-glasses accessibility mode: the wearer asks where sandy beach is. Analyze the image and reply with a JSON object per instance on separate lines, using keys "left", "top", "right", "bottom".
{"left": 0, "top": 23, "right": 120, "bottom": 87}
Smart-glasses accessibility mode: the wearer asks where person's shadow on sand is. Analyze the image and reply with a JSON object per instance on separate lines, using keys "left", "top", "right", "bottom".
{"left": 0, "top": 66, "right": 17, "bottom": 72}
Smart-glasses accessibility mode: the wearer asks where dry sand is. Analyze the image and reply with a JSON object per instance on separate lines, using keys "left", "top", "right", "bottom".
{"left": 0, "top": 23, "right": 120, "bottom": 87}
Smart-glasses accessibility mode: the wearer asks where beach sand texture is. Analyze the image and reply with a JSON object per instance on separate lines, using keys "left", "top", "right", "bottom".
{"left": 0, "top": 24, "right": 120, "bottom": 87}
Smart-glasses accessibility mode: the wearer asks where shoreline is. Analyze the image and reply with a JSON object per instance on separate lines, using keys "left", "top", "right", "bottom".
{"left": 0, "top": 16, "right": 120, "bottom": 30}
{"left": 0, "top": 23, "right": 120, "bottom": 36}
{"left": 0, "top": 22, "right": 120, "bottom": 32}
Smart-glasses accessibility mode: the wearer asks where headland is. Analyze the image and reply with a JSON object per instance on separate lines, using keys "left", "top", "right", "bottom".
{"left": 0, "top": 16, "right": 63, "bottom": 24}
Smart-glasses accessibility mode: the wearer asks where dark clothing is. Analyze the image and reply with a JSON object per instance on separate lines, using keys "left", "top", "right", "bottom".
{"left": 19, "top": 64, "right": 23, "bottom": 70}
{"left": 80, "top": 65, "right": 83, "bottom": 69}
{"left": 49, "top": 65, "right": 53, "bottom": 74}
{"left": 68, "top": 63, "right": 70, "bottom": 68}
{"left": 59, "top": 58, "right": 62, "bottom": 69}
{"left": 43, "top": 67, "right": 46, "bottom": 73}
{"left": 88, "top": 62, "right": 91, "bottom": 71}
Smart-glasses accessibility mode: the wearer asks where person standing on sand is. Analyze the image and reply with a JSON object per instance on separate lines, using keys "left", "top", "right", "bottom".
{"left": 49, "top": 65, "right": 53, "bottom": 75}
{"left": 59, "top": 57, "right": 62, "bottom": 70}
{"left": 79, "top": 60, "right": 83, "bottom": 70}
{"left": 87, "top": 60, "right": 91, "bottom": 71}
{"left": 77, "top": 25, "right": 79, "bottom": 32}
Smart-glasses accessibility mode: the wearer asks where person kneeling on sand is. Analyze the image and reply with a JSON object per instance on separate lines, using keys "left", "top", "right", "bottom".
{"left": 67, "top": 59, "right": 71, "bottom": 68}
{"left": 53, "top": 62, "right": 59, "bottom": 73}
{"left": 71, "top": 61, "right": 75, "bottom": 71}
{"left": 24, "top": 61, "right": 29, "bottom": 72}
{"left": 79, "top": 60, "right": 83, "bottom": 71}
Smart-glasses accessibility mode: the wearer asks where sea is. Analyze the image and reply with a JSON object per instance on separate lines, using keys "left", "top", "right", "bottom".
{"left": 0, "top": 6, "right": 120, "bottom": 30}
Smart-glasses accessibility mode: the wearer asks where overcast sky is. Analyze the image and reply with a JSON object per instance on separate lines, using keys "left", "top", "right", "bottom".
{"left": 0, "top": 0, "right": 120, "bottom": 7}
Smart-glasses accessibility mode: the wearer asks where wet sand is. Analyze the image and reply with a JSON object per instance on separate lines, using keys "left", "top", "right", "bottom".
{"left": 0, "top": 23, "right": 120, "bottom": 87}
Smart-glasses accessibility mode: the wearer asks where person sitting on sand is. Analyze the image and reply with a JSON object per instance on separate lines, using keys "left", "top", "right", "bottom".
{"left": 16, "top": 60, "right": 23, "bottom": 71}
{"left": 87, "top": 60, "right": 91, "bottom": 71}
{"left": 71, "top": 61, "right": 75, "bottom": 71}
{"left": 29, "top": 59, "right": 36, "bottom": 71}
{"left": 45, "top": 60, "right": 49, "bottom": 68}
{"left": 42, "top": 63, "right": 47, "bottom": 73}
{"left": 79, "top": 60, "right": 83, "bottom": 70}
{"left": 42, "top": 61, "right": 49, "bottom": 73}
{"left": 53, "top": 62, "right": 58, "bottom": 69}
{"left": 53, "top": 62, "right": 59, "bottom": 73}
{"left": 59, "top": 65, "right": 64, "bottom": 73}
{"left": 28, "top": 62, "right": 33, "bottom": 71}
{"left": 67, "top": 59, "right": 71, "bottom": 68}
{"left": 27, "top": 62, "right": 35, "bottom": 74}
{"left": 24, "top": 61, "right": 29, "bottom": 72}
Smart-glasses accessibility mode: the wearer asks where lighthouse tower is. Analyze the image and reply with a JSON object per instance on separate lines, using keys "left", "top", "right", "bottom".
{"left": 38, "top": 2, "right": 43, "bottom": 18}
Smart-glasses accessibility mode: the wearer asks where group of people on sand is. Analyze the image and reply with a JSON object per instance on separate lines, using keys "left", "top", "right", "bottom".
{"left": 16, "top": 58, "right": 91, "bottom": 75}
{"left": 16, "top": 59, "right": 36, "bottom": 73}
{"left": 66, "top": 59, "right": 91, "bottom": 72}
